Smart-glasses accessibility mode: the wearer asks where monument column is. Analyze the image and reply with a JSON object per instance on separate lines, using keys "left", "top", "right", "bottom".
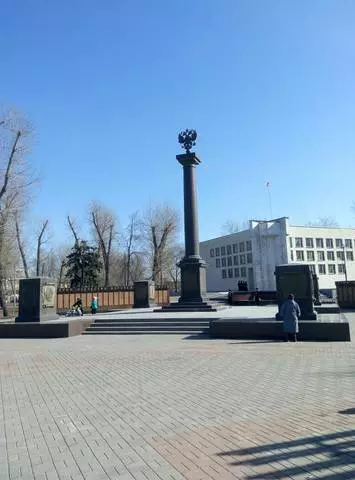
{"left": 176, "top": 129, "right": 207, "bottom": 304}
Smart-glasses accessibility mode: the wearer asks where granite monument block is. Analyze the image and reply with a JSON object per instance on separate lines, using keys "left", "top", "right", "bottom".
{"left": 275, "top": 264, "right": 317, "bottom": 320}
{"left": 16, "top": 277, "right": 59, "bottom": 323}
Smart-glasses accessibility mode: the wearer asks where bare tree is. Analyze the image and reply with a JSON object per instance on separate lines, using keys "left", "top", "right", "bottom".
{"left": 221, "top": 219, "right": 249, "bottom": 235}
{"left": 36, "top": 220, "right": 49, "bottom": 276}
{"left": 15, "top": 213, "right": 29, "bottom": 278}
{"left": 0, "top": 110, "right": 34, "bottom": 316}
{"left": 143, "top": 205, "right": 179, "bottom": 284}
{"left": 122, "top": 212, "right": 141, "bottom": 286}
{"left": 306, "top": 217, "right": 339, "bottom": 228}
{"left": 165, "top": 244, "right": 184, "bottom": 292}
{"left": 67, "top": 215, "right": 79, "bottom": 244}
{"left": 90, "top": 202, "right": 116, "bottom": 287}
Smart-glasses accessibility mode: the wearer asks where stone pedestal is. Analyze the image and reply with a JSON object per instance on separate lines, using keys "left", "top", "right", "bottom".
{"left": 275, "top": 264, "right": 317, "bottom": 320}
{"left": 133, "top": 281, "right": 155, "bottom": 309}
{"left": 312, "top": 273, "right": 321, "bottom": 305}
{"left": 16, "top": 278, "right": 59, "bottom": 323}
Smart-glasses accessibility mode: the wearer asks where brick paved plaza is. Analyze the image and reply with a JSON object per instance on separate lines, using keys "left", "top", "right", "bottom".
{"left": 0, "top": 316, "right": 355, "bottom": 480}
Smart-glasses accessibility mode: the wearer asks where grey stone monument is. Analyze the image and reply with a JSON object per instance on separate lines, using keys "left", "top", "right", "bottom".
{"left": 16, "top": 277, "right": 59, "bottom": 323}
{"left": 275, "top": 264, "right": 317, "bottom": 320}
{"left": 158, "top": 129, "right": 219, "bottom": 312}
{"left": 133, "top": 281, "right": 155, "bottom": 308}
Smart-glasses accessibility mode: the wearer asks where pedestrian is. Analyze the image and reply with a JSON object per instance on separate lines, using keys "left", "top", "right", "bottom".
{"left": 91, "top": 296, "right": 98, "bottom": 315}
{"left": 227, "top": 289, "right": 232, "bottom": 305}
{"left": 254, "top": 288, "right": 261, "bottom": 306}
{"left": 72, "top": 297, "right": 84, "bottom": 316}
{"left": 280, "top": 293, "right": 301, "bottom": 342}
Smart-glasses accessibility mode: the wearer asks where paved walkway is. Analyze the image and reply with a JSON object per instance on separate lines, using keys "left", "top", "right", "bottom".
{"left": 0, "top": 315, "right": 355, "bottom": 479}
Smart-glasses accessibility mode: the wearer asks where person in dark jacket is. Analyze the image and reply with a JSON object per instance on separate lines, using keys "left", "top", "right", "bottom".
{"left": 254, "top": 288, "right": 261, "bottom": 306}
{"left": 72, "top": 298, "right": 83, "bottom": 316}
{"left": 280, "top": 293, "right": 301, "bottom": 342}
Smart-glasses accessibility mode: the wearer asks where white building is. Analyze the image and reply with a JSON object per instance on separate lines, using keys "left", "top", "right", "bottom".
{"left": 200, "top": 217, "right": 355, "bottom": 295}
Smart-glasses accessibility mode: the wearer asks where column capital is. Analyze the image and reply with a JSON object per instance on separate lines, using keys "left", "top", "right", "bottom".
{"left": 176, "top": 152, "right": 201, "bottom": 167}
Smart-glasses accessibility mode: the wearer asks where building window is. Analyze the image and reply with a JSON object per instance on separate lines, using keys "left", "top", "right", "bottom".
{"left": 326, "top": 239, "right": 333, "bottom": 249}
{"left": 307, "top": 251, "right": 315, "bottom": 262}
{"left": 222, "top": 257, "right": 226, "bottom": 267}
{"left": 310, "top": 264, "right": 316, "bottom": 274}
{"left": 328, "top": 264, "right": 336, "bottom": 274}
{"left": 345, "top": 239, "right": 352, "bottom": 249}
{"left": 318, "top": 264, "right": 326, "bottom": 275}
{"left": 336, "top": 239, "right": 343, "bottom": 249}
{"left": 228, "top": 268, "right": 233, "bottom": 278}
{"left": 210, "top": 248, "right": 215, "bottom": 257}
{"left": 227, "top": 256, "right": 232, "bottom": 266}
{"left": 239, "top": 242, "right": 245, "bottom": 253}
{"left": 233, "top": 243, "right": 238, "bottom": 253}
{"left": 227, "top": 245, "right": 232, "bottom": 255}
{"left": 215, "top": 247, "right": 220, "bottom": 256}
{"left": 241, "top": 267, "right": 246, "bottom": 277}
{"left": 347, "top": 251, "right": 354, "bottom": 261}
{"left": 289, "top": 237, "right": 293, "bottom": 248}
{"left": 216, "top": 258, "right": 220, "bottom": 268}
{"left": 247, "top": 253, "right": 252, "bottom": 264}
{"left": 246, "top": 241, "right": 252, "bottom": 251}
{"left": 306, "top": 238, "right": 314, "bottom": 248}
{"left": 327, "top": 251, "right": 335, "bottom": 261}
{"left": 337, "top": 251, "right": 345, "bottom": 261}
{"left": 296, "top": 250, "right": 304, "bottom": 261}
{"left": 291, "top": 251, "right": 294, "bottom": 261}
{"left": 316, "top": 238, "right": 324, "bottom": 248}
{"left": 295, "top": 238, "right": 303, "bottom": 248}
{"left": 222, "top": 269, "right": 227, "bottom": 279}
{"left": 338, "top": 264, "right": 345, "bottom": 274}
{"left": 221, "top": 246, "right": 226, "bottom": 256}
{"left": 317, "top": 251, "right": 325, "bottom": 262}
{"left": 234, "top": 268, "right": 239, "bottom": 277}
{"left": 233, "top": 255, "right": 238, "bottom": 265}
{"left": 240, "top": 254, "right": 246, "bottom": 265}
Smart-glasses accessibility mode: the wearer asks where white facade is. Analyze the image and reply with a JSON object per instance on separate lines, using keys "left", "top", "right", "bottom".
{"left": 200, "top": 217, "right": 355, "bottom": 294}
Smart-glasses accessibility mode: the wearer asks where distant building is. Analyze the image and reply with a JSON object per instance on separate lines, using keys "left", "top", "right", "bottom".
{"left": 200, "top": 217, "right": 355, "bottom": 295}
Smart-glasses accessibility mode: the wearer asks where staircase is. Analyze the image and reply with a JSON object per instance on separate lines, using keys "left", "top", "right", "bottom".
{"left": 82, "top": 317, "right": 210, "bottom": 335}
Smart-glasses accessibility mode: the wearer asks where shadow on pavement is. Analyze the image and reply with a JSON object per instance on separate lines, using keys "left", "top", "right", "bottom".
{"left": 216, "top": 429, "right": 355, "bottom": 479}
{"left": 339, "top": 408, "right": 355, "bottom": 415}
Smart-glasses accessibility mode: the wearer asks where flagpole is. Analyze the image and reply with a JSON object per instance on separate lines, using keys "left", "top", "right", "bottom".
{"left": 266, "top": 182, "right": 273, "bottom": 219}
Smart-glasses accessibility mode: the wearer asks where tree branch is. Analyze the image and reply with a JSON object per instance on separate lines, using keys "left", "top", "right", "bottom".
{"left": 67, "top": 216, "right": 79, "bottom": 244}
{"left": 0, "top": 130, "right": 21, "bottom": 202}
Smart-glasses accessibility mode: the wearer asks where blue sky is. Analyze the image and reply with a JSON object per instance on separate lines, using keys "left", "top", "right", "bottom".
{"left": 1, "top": 0, "right": 355, "bottom": 245}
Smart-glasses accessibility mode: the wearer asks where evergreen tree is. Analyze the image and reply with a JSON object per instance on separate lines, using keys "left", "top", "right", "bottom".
{"left": 65, "top": 241, "right": 102, "bottom": 289}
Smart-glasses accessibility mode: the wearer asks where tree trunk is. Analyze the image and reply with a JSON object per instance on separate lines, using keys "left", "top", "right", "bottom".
{"left": 15, "top": 217, "right": 29, "bottom": 278}
{"left": 36, "top": 220, "right": 48, "bottom": 276}
{"left": 0, "top": 281, "right": 9, "bottom": 317}
{"left": 58, "top": 259, "right": 65, "bottom": 287}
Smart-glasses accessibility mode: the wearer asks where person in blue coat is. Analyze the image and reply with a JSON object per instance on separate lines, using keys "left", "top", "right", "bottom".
{"left": 280, "top": 293, "right": 301, "bottom": 342}
{"left": 91, "top": 296, "right": 98, "bottom": 315}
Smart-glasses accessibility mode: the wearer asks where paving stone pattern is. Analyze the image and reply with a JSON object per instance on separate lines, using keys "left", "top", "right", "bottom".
{"left": 0, "top": 315, "right": 355, "bottom": 479}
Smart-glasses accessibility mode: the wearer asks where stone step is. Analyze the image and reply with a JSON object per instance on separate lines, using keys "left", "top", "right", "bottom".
{"left": 91, "top": 320, "right": 210, "bottom": 325}
{"left": 85, "top": 325, "right": 206, "bottom": 332}
{"left": 83, "top": 330, "right": 207, "bottom": 335}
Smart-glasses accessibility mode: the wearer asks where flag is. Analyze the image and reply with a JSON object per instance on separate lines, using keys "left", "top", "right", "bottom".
{"left": 265, "top": 181, "right": 270, "bottom": 188}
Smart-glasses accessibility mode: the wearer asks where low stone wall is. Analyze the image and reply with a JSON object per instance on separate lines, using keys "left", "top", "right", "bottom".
{"left": 210, "top": 319, "right": 351, "bottom": 341}
{"left": 0, "top": 318, "right": 93, "bottom": 339}
{"left": 57, "top": 287, "right": 170, "bottom": 313}
{"left": 231, "top": 291, "right": 277, "bottom": 305}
